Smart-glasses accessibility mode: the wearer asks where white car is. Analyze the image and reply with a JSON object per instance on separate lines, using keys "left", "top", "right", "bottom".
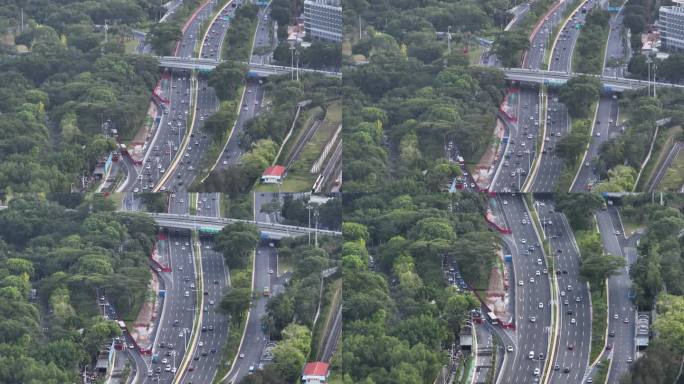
{"left": 507, "top": 345, "right": 514, "bottom": 352}
{"left": 530, "top": 277, "right": 535, "bottom": 283}
{"left": 521, "top": 238, "right": 527, "bottom": 244}
{"left": 535, "top": 270, "right": 541, "bottom": 276}
{"left": 519, "top": 280, "right": 524, "bottom": 286}
{"left": 571, "top": 318, "right": 576, "bottom": 324}
{"left": 538, "top": 302, "right": 544, "bottom": 309}
{"left": 198, "top": 341, "right": 204, "bottom": 347}
{"left": 537, "top": 258, "right": 542, "bottom": 265}
{"left": 533, "top": 367, "right": 540, "bottom": 376}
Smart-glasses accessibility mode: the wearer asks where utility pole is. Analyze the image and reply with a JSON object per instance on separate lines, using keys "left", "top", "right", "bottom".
{"left": 307, "top": 205, "right": 313, "bottom": 246}
{"left": 290, "top": 45, "right": 295, "bottom": 81}
{"left": 447, "top": 26, "right": 452, "bottom": 54}
{"left": 314, "top": 209, "right": 319, "bottom": 248}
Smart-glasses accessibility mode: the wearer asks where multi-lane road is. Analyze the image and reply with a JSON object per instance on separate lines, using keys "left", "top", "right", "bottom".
{"left": 594, "top": 207, "right": 637, "bottom": 383}
{"left": 490, "top": 4, "right": 566, "bottom": 192}
{"left": 530, "top": 0, "right": 594, "bottom": 192}
{"left": 571, "top": 7, "right": 627, "bottom": 192}
{"left": 536, "top": 199, "right": 591, "bottom": 383}
{"left": 498, "top": 194, "right": 552, "bottom": 382}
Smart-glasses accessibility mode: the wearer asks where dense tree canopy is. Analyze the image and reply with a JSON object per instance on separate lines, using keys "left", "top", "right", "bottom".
{"left": 0, "top": 195, "right": 157, "bottom": 382}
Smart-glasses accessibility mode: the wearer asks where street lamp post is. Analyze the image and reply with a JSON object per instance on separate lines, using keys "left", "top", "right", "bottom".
{"left": 289, "top": 45, "right": 295, "bottom": 81}
{"left": 447, "top": 26, "right": 452, "bottom": 54}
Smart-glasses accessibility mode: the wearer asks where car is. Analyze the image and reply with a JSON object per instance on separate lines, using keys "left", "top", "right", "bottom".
{"left": 567, "top": 285, "right": 573, "bottom": 291}
{"left": 587, "top": 378, "right": 593, "bottom": 383}
{"left": 214, "top": 280, "right": 219, "bottom": 284}
{"left": 615, "top": 230, "right": 621, "bottom": 235}
{"left": 198, "top": 341, "right": 204, "bottom": 347}
{"left": 564, "top": 300, "right": 569, "bottom": 305}
{"left": 606, "top": 344, "right": 612, "bottom": 350}
{"left": 537, "top": 258, "right": 542, "bottom": 265}
{"left": 538, "top": 302, "right": 544, "bottom": 309}
{"left": 543, "top": 268, "right": 548, "bottom": 274}
{"left": 160, "top": 342, "right": 166, "bottom": 348}
{"left": 567, "top": 309, "right": 573, "bottom": 315}
{"left": 179, "top": 332, "right": 184, "bottom": 338}
{"left": 184, "top": 291, "right": 190, "bottom": 297}
{"left": 568, "top": 344, "right": 574, "bottom": 350}
{"left": 530, "top": 316, "right": 536, "bottom": 322}
{"left": 627, "top": 357, "right": 633, "bottom": 363}
{"left": 507, "top": 345, "right": 514, "bottom": 352}
{"left": 239, "top": 353, "right": 245, "bottom": 359}
{"left": 249, "top": 365, "right": 255, "bottom": 373}
{"left": 533, "top": 368, "right": 540, "bottom": 376}
{"left": 609, "top": 330, "right": 615, "bottom": 337}
{"left": 188, "top": 366, "right": 195, "bottom": 371}
{"left": 554, "top": 365, "right": 560, "bottom": 371}
{"left": 570, "top": 318, "right": 576, "bottom": 324}
{"left": 576, "top": 296, "right": 581, "bottom": 302}
{"left": 165, "top": 365, "right": 172, "bottom": 372}
{"left": 244, "top": 106, "right": 249, "bottom": 111}
{"left": 521, "top": 219, "right": 527, "bottom": 224}
{"left": 155, "top": 367, "right": 162, "bottom": 373}
{"left": 208, "top": 325, "right": 214, "bottom": 331}
{"left": 623, "top": 318, "right": 629, "bottom": 323}
{"left": 563, "top": 367, "right": 570, "bottom": 373}
{"left": 201, "top": 326, "right": 207, "bottom": 332}
{"left": 521, "top": 238, "right": 527, "bottom": 244}
{"left": 209, "top": 300, "right": 215, "bottom": 305}
{"left": 561, "top": 291, "right": 566, "bottom": 296}
{"left": 133, "top": 188, "right": 139, "bottom": 193}
{"left": 585, "top": 161, "right": 590, "bottom": 167}
{"left": 613, "top": 314, "right": 619, "bottom": 319}
{"left": 190, "top": 283, "right": 195, "bottom": 289}
{"left": 519, "top": 280, "right": 524, "bottom": 286}
{"left": 530, "top": 277, "right": 535, "bottom": 283}
{"left": 193, "top": 355, "right": 199, "bottom": 360}
{"left": 201, "top": 350, "right": 208, "bottom": 356}
{"left": 596, "top": 132, "right": 601, "bottom": 137}
{"left": 203, "top": 291, "right": 209, "bottom": 295}
{"left": 161, "top": 358, "right": 168, "bottom": 364}
{"left": 535, "top": 270, "right": 541, "bottom": 276}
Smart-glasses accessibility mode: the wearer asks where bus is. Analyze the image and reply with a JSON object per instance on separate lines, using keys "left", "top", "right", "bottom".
{"left": 486, "top": 312, "right": 499, "bottom": 324}
{"left": 199, "top": 227, "right": 220, "bottom": 237}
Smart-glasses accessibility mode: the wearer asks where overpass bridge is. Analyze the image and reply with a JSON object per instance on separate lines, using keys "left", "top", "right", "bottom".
{"left": 155, "top": 56, "right": 342, "bottom": 78}
{"left": 501, "top": 67, "right": 684, "bottom": 92}
{"left": 148, "top": 212, "right": 341, "bottom": 240}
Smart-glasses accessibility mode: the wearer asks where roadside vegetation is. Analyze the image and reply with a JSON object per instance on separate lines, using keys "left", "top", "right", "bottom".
{"left": 0, "top": 194, "right": 157, "bottom": 381}
{"left": 339, "top": 192, "right": 493, "bottom": 383}
{"left": 550, "top": 76, "right": 601, "bottom": 192}
{"left": 572, "top": 9, "right": 610, "bottom": 74}
{"left": 0, "top": 0, "right": 163, "bottom": 195}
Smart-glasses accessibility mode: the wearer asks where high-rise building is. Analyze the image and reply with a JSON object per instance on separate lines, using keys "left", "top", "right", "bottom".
{"left": 660, "top": 0, "right": 684, "bottom": 52}
{"left": 303, "top": 0, "right": 342, "bottom": 42}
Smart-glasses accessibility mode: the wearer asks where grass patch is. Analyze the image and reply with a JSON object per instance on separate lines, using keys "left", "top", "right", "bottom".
{"left": 571, "top": 9, "right": 611, "bottom": 74}
{"left": 659, "top": 144, "right": 684, "bottom": 191}
{"left": 124, "top": 39, "right": 139, "bottom": 54}
{"left": 593, "top": 358, "right": 610, "bottom": 383}
{"left": 590, "top": 284, "right": 608, "bottom": 363}
{"left": 220, "top": 193, "right": 253, "bottom": 220}
{"left": 556, "top": 102, "right": 597, "bottom": 193}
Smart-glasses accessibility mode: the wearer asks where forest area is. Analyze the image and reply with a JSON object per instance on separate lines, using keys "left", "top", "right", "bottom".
{"left": 0, "top": 194, "right": 157, "bottom": 382}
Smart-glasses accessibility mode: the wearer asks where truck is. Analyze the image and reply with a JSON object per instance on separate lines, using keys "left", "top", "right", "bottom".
{"left": 263, "top": 286, "right": 270, "bottom": 297}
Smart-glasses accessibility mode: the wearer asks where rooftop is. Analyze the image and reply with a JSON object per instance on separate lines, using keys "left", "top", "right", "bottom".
{"left": 303, "top": 361, "right": 329, "bottom": 376}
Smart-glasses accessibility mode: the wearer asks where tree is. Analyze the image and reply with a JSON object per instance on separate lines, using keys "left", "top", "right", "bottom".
{"left": 579, "top": 253, "right": 625, "bottom": 290}
{"left": 555, "top": 193, "right": 604, "bottom": 230}
{"left": 558, "top": 76, "right": 602, "bottom": 118}
{"left": 492, "top": 30, "right": 529, "bottom": 67}
{"left": 219, "top": 287, "right": 252, "bottom": 324}
{"left": 147, "top": 22, "right": 181, "bottom": 55}
{"left": 214, "top": 222, "right": 259, "bottom": 268}
{"left": 272, "top": 343, "right": 306, "bottom": 382}
{"left": 207, "top": 61, "right": 247, "bottom": 101}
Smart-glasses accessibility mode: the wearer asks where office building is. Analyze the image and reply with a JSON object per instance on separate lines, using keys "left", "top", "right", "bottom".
{"left": 660, "top": 0, "right": 684, "bottom": 52}
{"left": 303, "top": 0, "right": 342, "bottom": 42}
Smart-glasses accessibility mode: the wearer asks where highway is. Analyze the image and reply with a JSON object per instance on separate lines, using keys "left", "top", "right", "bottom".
{"left": 210, "top": 7, "right": 271, "bottom": 176}
{"left": 182, "top": 192, "right": 232, "bottom": 383}
{"left": 536, "top": 199, "right": 591, "bottom": 383}
{"left": 125, "top": 0, "right": 217, "bottom": 194}
{"left": 148, "top": 192, "right": 198, "bottom": 383}
{"left": 159, "top": 1, "right": 239, "bottom": 192}
{"left": 228, "top": 242, "right": 279, "bottom": 383}
{"left": 531, "top": 0, "right": 593, "bottom": 192}
{"left": 498, "top": 194, "right": 552, "bottom": 383}
{"left": 571, "top": 7, "right": 627, "bottom": 192}
{"left": 593, "top": 208, "right": 637, "bottom": 383}
{"left": 490, "top": 3, "right": 566, "bottom": 193}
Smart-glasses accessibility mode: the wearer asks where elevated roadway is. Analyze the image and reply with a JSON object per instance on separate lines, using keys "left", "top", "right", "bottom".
{"left": 155, "top": 56, "right": 342, "bottom": 78}
{"left": 147, "top": 212, "right": 342, "bottom": 239}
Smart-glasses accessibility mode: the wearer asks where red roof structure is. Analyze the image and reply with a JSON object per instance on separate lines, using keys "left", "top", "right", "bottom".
{"left": 303, "top": 361, "right": 329, "bottom": 377}
{"left": 262, "top": 165, "right": 286, "bottom": 177}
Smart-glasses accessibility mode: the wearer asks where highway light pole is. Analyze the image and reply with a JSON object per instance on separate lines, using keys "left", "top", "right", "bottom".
{"left": 447, "top": 26, "right": 452, "bottom": 54}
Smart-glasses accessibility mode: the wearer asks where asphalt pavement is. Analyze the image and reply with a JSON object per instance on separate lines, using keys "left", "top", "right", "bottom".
{"left": 490, "top": 7, "right": 565, "bottom": 193}
{"left": 571, "top": 8, "right": 627, "bottom": 192}
{"left": 531, "top": 0, "right": 594, "bottom": 192}
{"left": 536, "top": 199, "right": 591, "bottom": 383}
{"left": 593, "top": 208, "right": 637, "bottom": 384}
{"left": 497, "top": 194, "right": 552, "bottom": 383}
